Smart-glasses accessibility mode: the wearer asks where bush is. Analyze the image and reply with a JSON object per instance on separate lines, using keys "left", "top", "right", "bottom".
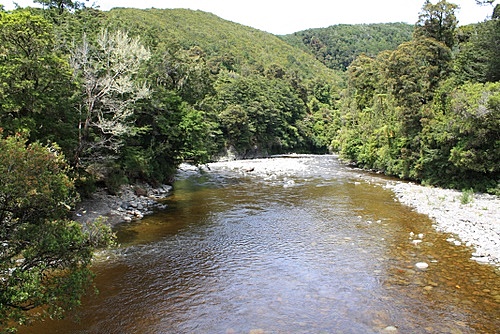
{"left": 0, "top": 133, "right": 113, "bottom": 331}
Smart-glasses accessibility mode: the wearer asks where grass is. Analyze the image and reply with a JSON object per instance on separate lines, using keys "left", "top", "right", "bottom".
{"left": 460, "top": 188, "right": 474, "bottom": 205}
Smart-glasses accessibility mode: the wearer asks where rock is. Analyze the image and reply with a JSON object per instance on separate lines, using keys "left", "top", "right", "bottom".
{"left": 415, "top": 262, "right": 429, "bottom": 269}
{"left": 471, "top": 256, "right": 490, "bottom": 264}
{"left": 133, "top": 186, "right": 148, "bottom": 197}
{"left": 382, "top": 325, "right": 398, "bottom": 332}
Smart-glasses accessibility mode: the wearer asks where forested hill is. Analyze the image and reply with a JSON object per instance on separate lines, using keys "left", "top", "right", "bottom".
{"left": 281, "top": 23, "right": 414, "bottom": 71}
{"left": 105, "top": 8, "right": 340, "bottom": 82}
{"left": 0, "top": 6, "right": 348, "bottom": 194}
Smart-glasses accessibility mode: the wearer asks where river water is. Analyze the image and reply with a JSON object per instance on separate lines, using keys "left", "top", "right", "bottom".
{"left": 20, "top": 156, "right": 499, "bottom": 333}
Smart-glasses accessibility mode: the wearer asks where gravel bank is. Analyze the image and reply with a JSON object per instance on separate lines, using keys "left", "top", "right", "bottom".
{"left": 385, "top": 181, "right": 500, "bottom": 267}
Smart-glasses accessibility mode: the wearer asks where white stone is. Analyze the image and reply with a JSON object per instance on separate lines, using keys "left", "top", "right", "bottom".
{"left": 382, "top": 326, "right": 398, "bottom": 332}
{"left": 415, "top": 262, "right": 429, "bottom": 269}
{"left": 472, "top": 256, "right": 490, "bottom": 264}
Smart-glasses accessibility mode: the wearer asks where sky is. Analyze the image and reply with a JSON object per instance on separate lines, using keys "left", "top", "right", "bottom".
{"left": 2, "top": 0, "right": 497, "bottom": 35}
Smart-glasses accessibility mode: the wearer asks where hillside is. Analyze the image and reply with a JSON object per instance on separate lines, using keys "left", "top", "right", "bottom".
{"left": 281, "top": 23, "right": 414, "bottom": 71}
{"left": 105, "top": 8, "right": 342, "bottom": 83}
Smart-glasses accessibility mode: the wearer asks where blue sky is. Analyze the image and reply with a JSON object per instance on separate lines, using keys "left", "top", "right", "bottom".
{"left": 2, "top": 0, "right": 496, "bottom": 34}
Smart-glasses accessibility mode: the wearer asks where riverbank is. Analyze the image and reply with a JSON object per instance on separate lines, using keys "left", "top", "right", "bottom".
{"left": 384, "top": 181, "right": 500, "bottom": 267}
{"left": 73, "top": 183, "right": 172, "bottom": 226}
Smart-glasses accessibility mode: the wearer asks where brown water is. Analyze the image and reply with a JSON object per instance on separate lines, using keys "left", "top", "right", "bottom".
{"left": 19, "top": 156, "right": 499, "bottom": 333}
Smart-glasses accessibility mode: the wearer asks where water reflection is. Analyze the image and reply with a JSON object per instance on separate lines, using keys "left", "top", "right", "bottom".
{"left": 18, "top": 156, "right": 499, "bottom": 334}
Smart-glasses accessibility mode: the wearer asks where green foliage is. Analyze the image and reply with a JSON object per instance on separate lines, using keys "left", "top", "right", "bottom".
{"left": 417, "top": 81, "right": 500, "bottom": 192}
{"left": 1, "top": 3, "right": 497, "bottom": 200}
{"left": 455, "top": 14, "right": 500, "bottom": 83}
{"left": 414, "top": 0, "right": 458, "bottom": 49}
{"left": 204, "top": 71, "right": 311, "bottom": 155}
{"left": 99, "top": 7, "right": 343, "bottom": 165}
{"left": 218, "top": 104, "right": 253, "bottom": 152}
{"left": 0, "top": 10, "right": 77, "bottom": 156}
{"left": 336, "top": 1, "right": 499, "bottom": 193}
{"left": 281, "top": 23, "right": 414, "bottom": 71}
{"left": 460, "top": 188, "right": 474, "bottom": 204}
{"left": 447, "top": 83, "right": 500, "bottom": 173}
{"left": 178, "top": 107, "right": 218, "bottom": 164}
{"left": 0, "top": 133, "right": 114, "bottom": 331}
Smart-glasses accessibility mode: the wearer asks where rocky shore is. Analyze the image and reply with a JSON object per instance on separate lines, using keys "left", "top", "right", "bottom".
{"left": 73, "top": 183, "right": 172, "bottom": 226}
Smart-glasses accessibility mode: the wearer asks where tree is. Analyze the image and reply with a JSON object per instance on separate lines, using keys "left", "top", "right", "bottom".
{"left": 218, "top": 104, "right": 253, "bottom": 152}
{"left": 152, "top": 45, "right": 215, "bottom": 106}
{"left": 447, "top": 83, "right": 500, "bottom": 176}
{"left": 0, "top": 10, "right": 77, "bottom": 155}
{"left": 34, "top": 0, "right": 86, "bottom": 14}
{"left": 385, "top": 37, "right": 452, "bottom": 129}
{"left": 347, "top": 53, "right": 380, "bottom": 112}
{"left": 454, "top": 4, "right": 500, "bottom": 83}
{"left": 415, "top": 0, "right": 458, "bottom": 49}
{"left": 0, "top": 132, "right": 114, "bottom": 331}
{"left": 418, "top": 81, "right": 500, "bottom": 192}
{"left": 70, "top": 29, "right": 151, "bottom": 169}
{"left": 207, "top": 72, "right": 308, "bottom": 156}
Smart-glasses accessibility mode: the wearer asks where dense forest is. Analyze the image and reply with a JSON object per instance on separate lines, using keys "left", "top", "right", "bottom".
{"left": 0, "top": 0, "right": 499, "bottom": 331}
{"left": 281, "top": 23, "right": 414, "bottom": 71}
{"left": 339, "top": 1, "right": 499, "bottom": 193}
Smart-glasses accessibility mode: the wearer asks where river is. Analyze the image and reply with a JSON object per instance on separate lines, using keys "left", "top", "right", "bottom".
{"left": 20, "top": 155, "right": 499, "bottom": 333}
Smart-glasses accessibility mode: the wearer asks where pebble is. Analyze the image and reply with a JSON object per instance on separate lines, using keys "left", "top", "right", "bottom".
{"left": 471, "top": 256, "right": 490, "bottom": 264}
{"left": 415, "top": 262, "right": 429, "bottom": 269}
{"left": 382, "top": 325, "right": 398, "bottom": 332}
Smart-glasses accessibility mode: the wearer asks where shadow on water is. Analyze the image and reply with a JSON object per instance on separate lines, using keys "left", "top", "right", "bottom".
{"left": 18, "top": 156, "right": 500, "bottom": 334}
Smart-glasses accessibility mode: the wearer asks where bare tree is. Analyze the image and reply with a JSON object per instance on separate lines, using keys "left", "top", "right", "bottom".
{"left": 70, "top": 29, "right": 150, "bottom": 167}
